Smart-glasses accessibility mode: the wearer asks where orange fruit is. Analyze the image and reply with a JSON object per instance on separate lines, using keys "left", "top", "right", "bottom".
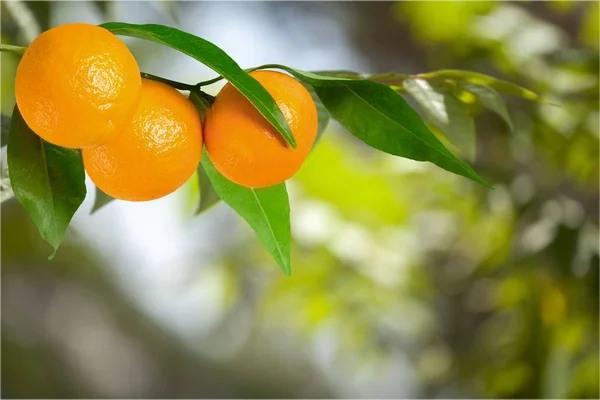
{"left": 15, "top": 23, "right": 141, "bottom": 148}
{"left": 83, "top": 79, "right": 202, "bottom": 201}
{"left": 204, "top": 70, "right": 318, "bottom": 188}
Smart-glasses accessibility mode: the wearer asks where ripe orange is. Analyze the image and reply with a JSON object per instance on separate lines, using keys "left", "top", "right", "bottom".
{"left": 15, "top": 23, "right": 141, "bottom": 148}
{"left": 83, "top": 79, "right": 202, "bottom": 201}
{"left": 203, "top": 70, "right": 318, "bottom": 188}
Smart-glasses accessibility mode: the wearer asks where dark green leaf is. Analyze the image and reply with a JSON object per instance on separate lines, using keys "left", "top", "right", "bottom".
{"left": 188, "top": 90, "right": 214, "bottom": 119}
{"left": 404, "top": 79, "right": 476, "bottom": 161}
{"left": 7, "top": 107, "right": 86, "bottom": 258}
{"left": 188, "top": 90, "right": 222, "bottom": 214}
{"left": 461, "top": 83, "right": 514, "bottom": 131}
{"left": 417, "top": 70, "right": 547, "bottom": 103}
{"left": 101, "top": 22, "right": 296, "bottom": 148}
{"left": 91, "top": 187, "right": 114, "bottom": 214}
{"left": 195, "top": 164, "right": 220, "bottom": 215}
{"left": 1, "top": 114, "right": 10, "bottom": 147}
{"left": 313, "top": 80, "right": 491, "bottom": 188}
{"left": 201, "top": 150, "right": 291, "bottom": 275}
{"left": 304, "top": 84, "right": 330, "bottom": 147}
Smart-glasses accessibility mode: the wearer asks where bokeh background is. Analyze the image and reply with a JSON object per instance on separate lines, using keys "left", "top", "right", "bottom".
{"left": 1, "top": 1, "right": 598, "bottom": 398}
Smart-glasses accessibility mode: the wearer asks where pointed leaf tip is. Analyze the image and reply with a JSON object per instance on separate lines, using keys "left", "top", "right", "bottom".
{"left": 7, "top": 107, "right": 86, "bottom": 257}
{"left": 314, "top": 80, "right": 491, "bottom": 188}
{"left": 200, "top": 150, "right": 292, "bottom": 275}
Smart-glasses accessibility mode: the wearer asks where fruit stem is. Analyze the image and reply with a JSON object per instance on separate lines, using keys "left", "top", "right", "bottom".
{"left": 0, "top": 44, "right": 26, "bottom": 56}
{"left": 141, "top": 72, "right": 197, "bottom": 91}
{"left": 196, "top": 75, "right": 225, "bottom": 87}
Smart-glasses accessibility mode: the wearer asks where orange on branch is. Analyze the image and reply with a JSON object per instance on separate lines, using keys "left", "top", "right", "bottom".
{"left": 15, "top": 23, "right": 142, "bottom": 148}
{"left": 204, "top": 70, "right": 318, "bottom": 188}
{"left": 83, "top": 79, "right": 202, "bottom": 201}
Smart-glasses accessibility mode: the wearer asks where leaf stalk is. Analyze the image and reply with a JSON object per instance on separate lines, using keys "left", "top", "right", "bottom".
{"left": 0, "top": 44, "right": 26, "bottom": 56}
{"left": 141, "top": 72, "right": 198, "bottom": 91}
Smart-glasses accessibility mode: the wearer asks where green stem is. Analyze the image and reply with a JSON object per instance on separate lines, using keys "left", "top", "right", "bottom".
{"left": 196, "top": 65, "right": 266, "bottom": 87}
{"left": 0, "top": 44, "right": 26, "bottom": 56}
{"left": 196, "top": 75, "right": 227, "bottom": 87}
{"left": 196, "top": 66, "right": 419, "bottom": 88}
{"left": 141, "top": 72, "right": 197, "bottom": 91}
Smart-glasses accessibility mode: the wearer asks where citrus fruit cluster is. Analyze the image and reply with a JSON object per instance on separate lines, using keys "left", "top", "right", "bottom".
{"left": 15, "top": 23, "right": 318, "bottom": 201}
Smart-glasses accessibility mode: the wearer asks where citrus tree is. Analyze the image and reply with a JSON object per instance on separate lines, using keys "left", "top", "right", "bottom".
{"left": 1, "top": 22, "right": 544, "bottom": 275}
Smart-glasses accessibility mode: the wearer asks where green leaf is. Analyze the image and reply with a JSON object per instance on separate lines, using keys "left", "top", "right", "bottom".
{"left": 91, "top": 187, "right": 114, "bottom": 214}
{"left": 404, "top": 79, "right": 477, "bottom": 161}
{"left": 304, "top": 84, "right": 330, "bottom": 147}
{"left": 1, "top": 114, "right": 10, "bottom": 147}
{"left": 188, "top": 90, "right": 214, "bottom": 119}
{"left": 461, "top": 83, "right": 514, "bottom": 131}
{"left": 187, "top": 90, "right": 222, "bottom": 214}
{"left": 417, "top": 70, "right": 547, "bottom": 103}
{"left": 7, "top": 107, "right": 86, "bottom": 258}
{"left": 201, "top": 150, "right": 291, "bottom": 275}
{"left": 313, "top": 80, "right": 491, "bottom": 188}
{"left": 195, "top": 164, "right": 220, "bottom": 215}
{"left": 101, "top": 23, "right": 296, "bottom": 149}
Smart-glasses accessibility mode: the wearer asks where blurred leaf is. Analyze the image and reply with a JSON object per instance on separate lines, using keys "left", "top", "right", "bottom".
{"left": 91, "top": 187, "right": 114, "bottom": 214}
{"left": 1, "top": 160, "right": 14, "bottom": 203}
{"left": 195, "top": 164, "right": 220, "bottom": 215}
{"left": 4, "top": 0, "right": 41, "bottom": 43}
{"left": 304, "top": 84, "right": 330, "bottom": 147}
{"left": 396, "top": 1, "right": 494, "bottom": 44}
{"left": 418, "top": 70, "right": 548, "bottom": 103}
{"left": 404, "top": 79, "right": 477, "bottom": 160}
{"left": 102, "top": 23, "right": 297, "bottom": 148}
{"left": 461, "top": 83, "right": 514, "bottom": 131}
{"left": 92, "top": 1, "right": 108, "bottom": 16}
{"left": 295, "top": 137, "right": 403, "bottom": 224}
{"left": 201, "top": 150, "right": 291, "bottom": 275}
{"left": 580, "top": 2, "right": 599, "bottom": 51}
{"left": 23, "top": 0, "right": 51, "bottom": 31}
{"left": 310, "top": 70, "right": 363, "bottom": 79}
{"left": 7, "top": 107, "right": 86, "bottom": 258}
{"left": 92, "top": 1, "right": 116, "bottom": 19}
{"left": 546, "top": 49, "right": 600, "bottom": 67}
{"left": 547, "top": 0, "right": 579, "bottom": 13}
{"left": 365, "top": 72, "right": 413, "bottom": 86}
{"left": 314, "top": 80, "right": 491, "bottom": 187}
{"left": 1, "top": 114, "right": 10, "bottom": 146}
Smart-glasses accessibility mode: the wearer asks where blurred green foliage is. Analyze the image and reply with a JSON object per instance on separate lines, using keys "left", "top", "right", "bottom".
{"left": 2, "top": 1, "right": 598, "bottom": 399}
{"left": 259, "top": 2, "right": 599, "bottom": 398}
